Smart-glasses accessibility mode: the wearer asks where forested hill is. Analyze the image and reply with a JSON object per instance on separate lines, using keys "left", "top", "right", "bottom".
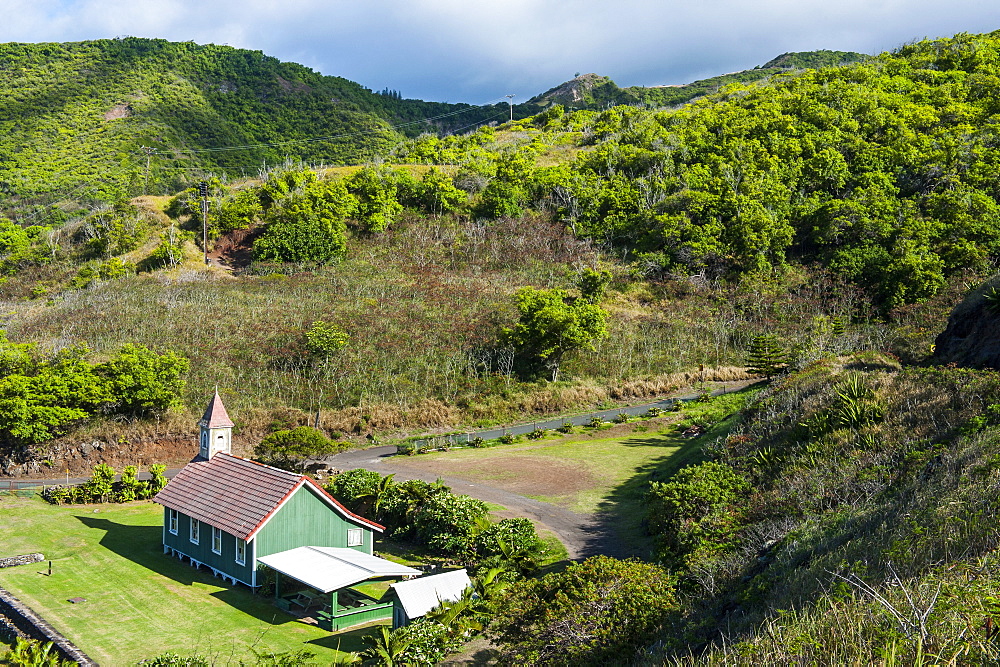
{"left": 0, "top": 38, "right": 507, "bottom": 221}
{"left": 527, "top": 49, "right": 869, "bottom": 110}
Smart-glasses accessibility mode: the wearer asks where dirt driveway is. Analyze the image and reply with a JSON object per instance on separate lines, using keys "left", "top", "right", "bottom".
{"left": 326, "top": 444, "right": 620, "bottom": 560}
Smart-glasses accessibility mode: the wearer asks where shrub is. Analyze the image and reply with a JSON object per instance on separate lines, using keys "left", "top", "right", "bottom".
{"left": 470, "top": 436, "right": 486, "bottom": 448}
{"left": 558, "top": 421, "right": 574, "bottom": 433}
{"left": 647, "top": 461, "right": 749, "bottom": 566}
{"left": 499, "top": 433, "right": 515, "bottom": 444}
{"left": 394, "top": 619, "right": 465, "bottom": 667}
{"left": 486, "top": 556, "right": 677, "bottom": 666}
{"left": 645, "top": 406, "right": 662, "bottom": 418}
{"left": 526, "top": 427, "right": 546, "bottom": 440}
{"left": 325, "top": 468, "right": 383, "bottom": 512}
{"left": 614, "top": 412, "right": 630, "bottom": 423}
{"left": 253, "top": 426, "right": 343, "bottom": 471}
{"left": 473, "top": 517, "right": 545, "bottom": 575}
{"left": 588, "top": 416, "right": 604, "bottom": 427}
{"left": 411, "top": 492, "right": 490, "bottom": 555}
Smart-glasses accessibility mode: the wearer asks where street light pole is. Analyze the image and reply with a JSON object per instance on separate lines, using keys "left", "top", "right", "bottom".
{"left": 505, "top": 94, "right": 515, "bottom": 121}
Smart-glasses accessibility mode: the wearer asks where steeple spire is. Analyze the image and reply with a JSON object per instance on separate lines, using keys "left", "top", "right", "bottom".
{"left": 198, "top": 390, "right": 234, "bottom": 459}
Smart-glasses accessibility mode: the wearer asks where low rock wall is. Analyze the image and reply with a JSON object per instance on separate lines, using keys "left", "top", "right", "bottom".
{"left": 0, "top": 553, "right": 44, "bottom": 569}
{"left": 0, "top": 585, "right": 96, "bottom": 665}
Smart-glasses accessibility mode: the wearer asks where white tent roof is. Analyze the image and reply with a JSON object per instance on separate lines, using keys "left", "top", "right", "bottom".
{"left": 390, "top": 569, "right": 472, "bottom": 619}
{"left": 258, "top": 546, "right": 420, "bottom": 593}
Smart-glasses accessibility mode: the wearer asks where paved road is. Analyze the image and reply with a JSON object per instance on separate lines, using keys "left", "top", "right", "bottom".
{"left": 410, "top": 381, "right": 750, "bottom": 447}
{"left": 9, "top": 381, "right": 759, "bottom": 560}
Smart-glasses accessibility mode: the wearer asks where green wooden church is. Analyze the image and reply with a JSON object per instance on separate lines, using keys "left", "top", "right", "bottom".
{"left": 153, "top": 392, "right": 389, "bottom": 590}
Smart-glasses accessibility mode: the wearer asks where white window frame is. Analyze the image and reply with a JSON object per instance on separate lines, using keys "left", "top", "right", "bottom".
{"left": 190, "top": 518, "right": 200, "bottom": 545}
{"left": 347, "top": 528, "right": 363, "bottom": 547}
{"left": 235, "top": 539, "right": 246, "bottom": 566}
{"left": 211, "top": 526, "right": 222, "bottom": 555}
{"left": 168, "top": 509, "right": 178, "bottom": 535}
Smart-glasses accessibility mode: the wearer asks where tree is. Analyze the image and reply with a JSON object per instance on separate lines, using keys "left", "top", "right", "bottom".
{"left": 503, "top": 287, "right": 608, "bottom": 381}
{"left": 576, "top": 267, "right": 611, "bottom": 303}
{"left": 97, "top": 344, "right": 189, "bottom": 417}
{"left": 486, "top": 555, "right": 677, "bottom": 666}
{"left": 347, "top": 166, "right": 403, "bottom": 232}
{"left": 254, "top": 179, "right": 356, "bottom": 263}
{"left": 745, "top": 333, "right": 788, "bottom": 379}
{"left": 416, "top": 168, "right": 466, "bottom": 215}
{"left": 304, "top": 321, "right": 350, "bottom": 357}
{"left": 253, "top": 426, "right": 342, "bottom": 472}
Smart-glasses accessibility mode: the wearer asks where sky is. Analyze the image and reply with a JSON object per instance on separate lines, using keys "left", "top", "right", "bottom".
{"left": 2, "top": 0, "right": 1000, "bottom": 104}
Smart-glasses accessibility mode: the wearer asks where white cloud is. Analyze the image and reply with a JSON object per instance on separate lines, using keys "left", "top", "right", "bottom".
{"left": 0, "top": 0, "right": 998, "bottom": 101}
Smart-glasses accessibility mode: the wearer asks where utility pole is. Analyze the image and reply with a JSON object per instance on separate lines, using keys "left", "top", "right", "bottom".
{"left": 198, "top": 181, "right": 209, "bottom": 265}
{"left": 505, "top": 94, "right": 515, "bottom": 122}
{"left": 140, "top": 146, "right": 156, "bottom": 195}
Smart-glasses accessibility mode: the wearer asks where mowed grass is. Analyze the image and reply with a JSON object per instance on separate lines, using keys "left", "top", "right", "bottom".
{"left": 401, "top": 422, "right": 700, "bottom": 557}
{"left": 398, "top": 390, "right": 756, "bottom": 556}
{"left": 0, "top": 497, "right": 375, "bottom": 665}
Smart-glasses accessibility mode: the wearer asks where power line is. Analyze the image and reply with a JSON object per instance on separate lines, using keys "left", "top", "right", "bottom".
{"left": 174, "top": 97, "right": 511, "bottom": 155}
{"left": 9, "top": 96, "right": 514, "bottom": 224}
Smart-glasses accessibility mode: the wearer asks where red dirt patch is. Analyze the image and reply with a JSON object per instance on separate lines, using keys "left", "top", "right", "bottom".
{"left": 208, "top": 226, "right": 262, "bottom": 269}
{"left": 393, "top": 454, "right": 598, "bottom": 501}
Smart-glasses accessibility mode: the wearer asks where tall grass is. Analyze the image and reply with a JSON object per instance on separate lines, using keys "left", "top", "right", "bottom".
{"left": 647, "top": 356, "right": 1000, "bottom": 664}
{"left": 2, "top": 214, "right": 956, "bottom": 445}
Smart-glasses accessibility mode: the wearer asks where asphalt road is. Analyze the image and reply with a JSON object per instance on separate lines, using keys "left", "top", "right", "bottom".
{"left": 9, "top": 381, "right": 760, "bottom": 560}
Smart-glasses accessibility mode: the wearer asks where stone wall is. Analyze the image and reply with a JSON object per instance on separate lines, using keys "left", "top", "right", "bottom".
{"left": 0, "top": 586, "right": 96, "bottom": 665}
{"left": 0, "top": 553, "right": 43, "bottom": 569}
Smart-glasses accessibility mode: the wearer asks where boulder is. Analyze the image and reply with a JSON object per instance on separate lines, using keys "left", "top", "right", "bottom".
{"left": 934, "top": 276, "right": 1000, "bottom": 370}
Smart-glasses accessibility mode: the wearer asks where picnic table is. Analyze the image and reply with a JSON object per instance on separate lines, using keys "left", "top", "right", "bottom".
{"left": 291, "top": 589, "right": 324, "bottom": 610}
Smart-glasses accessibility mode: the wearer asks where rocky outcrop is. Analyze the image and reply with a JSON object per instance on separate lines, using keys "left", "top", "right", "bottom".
{"left": 934, "top": 276, "right": 1000, "bottom": 369}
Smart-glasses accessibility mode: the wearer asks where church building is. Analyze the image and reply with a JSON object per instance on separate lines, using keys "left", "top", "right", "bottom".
{"left": 154, "top": 391, "right": 387, "bottom": 589}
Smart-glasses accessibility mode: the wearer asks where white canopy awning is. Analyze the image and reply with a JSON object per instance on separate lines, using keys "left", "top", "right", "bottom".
{"left": 390, "top": 569, "right": 472, "bottom": 620}
{"left": 258, "top": 546, "right": 421, "bottom": 593}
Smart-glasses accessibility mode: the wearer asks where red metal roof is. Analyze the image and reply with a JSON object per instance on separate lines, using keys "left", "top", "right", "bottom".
{"left": 200, "top": 391, "right": 235, "bottom": 429}
{"left": 154, "top": 453, "right": 382, "bottom": 540}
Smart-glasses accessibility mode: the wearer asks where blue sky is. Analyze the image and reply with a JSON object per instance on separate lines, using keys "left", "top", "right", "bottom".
{"left": 2, "top": 0, "right": 1000, "bottom": 103}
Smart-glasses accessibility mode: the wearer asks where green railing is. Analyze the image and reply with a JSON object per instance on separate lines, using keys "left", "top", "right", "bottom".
{"left": 319, "top": 601, "right": 393, "bottom": 631}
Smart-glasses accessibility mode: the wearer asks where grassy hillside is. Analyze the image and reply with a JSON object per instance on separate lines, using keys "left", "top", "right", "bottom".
{"left": 638, "top": 353, "right": 1000, "bottom": 664}
{"left": 3, "top": 33, "right": 993, "bottom": 471}
{"left": 0, "top": 38, "right": 508, "bottom": 221}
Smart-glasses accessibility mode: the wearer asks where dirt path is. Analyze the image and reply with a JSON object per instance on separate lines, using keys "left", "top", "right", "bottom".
{"left": 326, "top": 380, "right": 761, "bottom": 560}
{"left": 325, "top": 445, "right": 619, "bottom": 560}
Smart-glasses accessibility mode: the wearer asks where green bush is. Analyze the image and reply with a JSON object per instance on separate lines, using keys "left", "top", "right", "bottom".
{"left": 253, "top": 426, "right": 343, "bottom": 471}
{"left": 647, "top": 461, "right": 749, "bottom": 566}
{"left": 412, "top": 492, "right": 490, "bottom": 555}
{"left": 324, "top": 468, "right": 383, "bottom": 512}
{"left": 486, "top": 555, "right": 677, "bottom": 666}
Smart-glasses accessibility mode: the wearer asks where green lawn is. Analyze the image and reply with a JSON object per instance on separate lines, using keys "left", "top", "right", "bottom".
{"left": 0, "top": 497, "right": 378, "bottom": 665}
{"left": 406, "top": 388, "right": 757, "bottom": 556}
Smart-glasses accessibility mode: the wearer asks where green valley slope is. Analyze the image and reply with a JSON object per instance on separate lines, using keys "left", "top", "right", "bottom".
{"left": 0, "top": 38, "right": 506, "bottom": 221}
